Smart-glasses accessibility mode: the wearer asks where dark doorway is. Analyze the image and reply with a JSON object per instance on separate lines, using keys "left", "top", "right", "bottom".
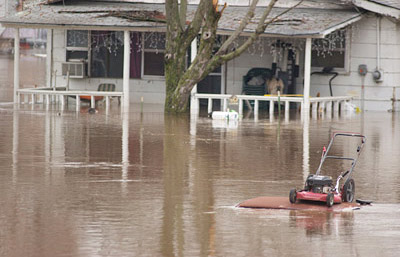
{"left": 197, "top": 66, "right": 222, "bottom": 111}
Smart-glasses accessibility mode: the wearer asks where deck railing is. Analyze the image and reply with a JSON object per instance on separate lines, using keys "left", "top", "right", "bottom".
{"left": 191, "top": 93, "right": 353, "bottom": 118}
{"left": 17, "top": 87, "right": 123, "bottom": 110}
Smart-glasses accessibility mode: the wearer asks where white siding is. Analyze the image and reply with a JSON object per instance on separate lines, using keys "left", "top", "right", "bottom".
{"left": 341, "top": 16, "right": 399, "bottom": 111}
{"left": 50, "top": 15, "right": 400, "bottom": 111}
{"left": 302, "top": 16, "right": 400, "bottom": 111}
{"left": 50, "top": 29, "right": 166, "bottom": 105}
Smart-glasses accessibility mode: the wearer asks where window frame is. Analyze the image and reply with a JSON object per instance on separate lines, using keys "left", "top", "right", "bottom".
{"left": 65, "top": 30, "right": 91, "bottom": 76}
{"left": 89, "top": 31, "right": 124, "bottom": 79}
{"left": 311, "top": 29, "right": 351, "bottom": 74}
{"left": 141, "top": 32, "right": 166, "bottom": 79}
{"left": 65, "top": 30, "right": 167, "bottom": 79}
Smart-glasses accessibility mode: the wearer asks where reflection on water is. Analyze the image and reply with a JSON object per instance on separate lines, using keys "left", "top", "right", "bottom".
{"left": 0, "top": 105, "right": 399, "bottom": 257}
{"left": 1, "top": 53, "right": 400, "bottom": 256}
{"left": 289, "top": 209, "right": 355, "bottom": 236}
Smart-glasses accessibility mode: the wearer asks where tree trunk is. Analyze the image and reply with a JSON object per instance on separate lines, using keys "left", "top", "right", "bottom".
{"left": 164, "top": 0, "right": 290, "bottom": 113}
{"left": 165, "top": 0, "right": 221, "bottom": 113}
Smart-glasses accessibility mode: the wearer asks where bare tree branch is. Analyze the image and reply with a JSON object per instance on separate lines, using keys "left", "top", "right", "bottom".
{"left": 219, "top": 0, "right": 304, "bottom": 62}
{"left": 165, "top": 0, "right": 181, "bottom": 33}
{"left": 263, "top": 0, "right": 304, "bottom": 27}
{"left": 216, "top": 0, "right": 260, "bottom": 55}
{"left": 184, "top": 0, "right": 207, "bottom": 38}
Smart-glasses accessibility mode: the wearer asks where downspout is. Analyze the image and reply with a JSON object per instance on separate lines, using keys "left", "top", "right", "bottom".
{"left": 376, "top": 15, "right": 381, "bottom": 71}
{"left": 372, "top": 15, "right": 383, "bottom": 82}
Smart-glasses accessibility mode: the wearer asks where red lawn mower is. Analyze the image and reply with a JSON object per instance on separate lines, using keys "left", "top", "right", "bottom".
{"left": 289, "top": 132, "right": 366, "bottom": 207}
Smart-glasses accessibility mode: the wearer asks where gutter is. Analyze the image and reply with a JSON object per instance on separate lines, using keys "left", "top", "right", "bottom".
{"left": 352, "top": 0, "right": 400, "bottom": 19}
{"left": 320, "top": 13, "right": 363, "bottom": 37}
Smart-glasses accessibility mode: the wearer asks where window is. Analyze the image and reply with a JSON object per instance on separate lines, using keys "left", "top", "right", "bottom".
{"left": 65, "top": 30, "right": 166, "bottom": 78}
{"left": 143, "top": 32, "right": 165, "bottom": 76}
{"left": 90, "top": 31, "right": 124, "bottom": 78}
{"left": 66, "top": 30, "right": 89, "bottom": 62}
{"left": 311, "top": 30, "right": 349, "bottom": 72}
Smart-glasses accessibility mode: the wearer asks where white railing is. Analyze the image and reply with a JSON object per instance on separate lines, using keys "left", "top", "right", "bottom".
{"left": 17, "top": 87, "right": 123, "bottom": 110}
{"left": 191, "top": 93, "right": 353, "bottom": 118}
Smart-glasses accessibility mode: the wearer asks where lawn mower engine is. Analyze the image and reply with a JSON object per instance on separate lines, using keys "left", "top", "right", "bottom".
{"left": 305, "top": 175, "right": 333, "bottom": 194}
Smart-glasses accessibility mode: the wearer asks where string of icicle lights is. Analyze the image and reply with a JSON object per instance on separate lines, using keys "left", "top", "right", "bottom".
{"left": 66, "top": 28, "right": 349, "bottom": 58}
{"left": 66, "top": 31, "right": 166, "bottom": 55}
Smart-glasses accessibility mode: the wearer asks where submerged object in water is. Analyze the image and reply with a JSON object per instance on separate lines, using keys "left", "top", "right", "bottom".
{"left": 88, "top": 108, "right": 98, "bottom": 114}
{"left": 356, "top": 199, "right": 373, "bottom": 205}
{"left": 237, "top": 196, "right": 360, "bottom": 211}
{"left": 211, "top": 110, "right": 239, "bottom": 120}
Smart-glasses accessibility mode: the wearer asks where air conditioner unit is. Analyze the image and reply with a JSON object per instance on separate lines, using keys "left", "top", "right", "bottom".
{"left": 62, "top": 62, "right": 86, "bottom": 78}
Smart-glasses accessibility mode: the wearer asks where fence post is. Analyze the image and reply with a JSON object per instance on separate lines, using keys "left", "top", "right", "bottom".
{"left": 91, "top": 95, "right": 95, "bottom": 108}
{"left": 269, "top": 100, "right": 274, "bottom": 116}
{"left": 254, "top": 100, "right": 259, "bottom": 119}
{"left": 223, "top": 98, "right": 227, "bottom": 112}
{"left": 238, "top": 99, "right": 243, "bottom": 115}
{"left": 207, "top": 98, "right": 212, "bottom": 113}
{"left": 76, "top": 95, "right": 80, "bottom": 111}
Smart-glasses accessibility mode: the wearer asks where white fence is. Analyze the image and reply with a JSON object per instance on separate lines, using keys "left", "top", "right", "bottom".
{"left": 17, "top": 87, "right": 123, "bottom": 110}
{"left": 191, "top": 93, "right": 353, "bottom": 118}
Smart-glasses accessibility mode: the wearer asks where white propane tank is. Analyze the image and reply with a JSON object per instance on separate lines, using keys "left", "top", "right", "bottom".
{"left": 211, "top": 110, "right": 239, "bottom": 120}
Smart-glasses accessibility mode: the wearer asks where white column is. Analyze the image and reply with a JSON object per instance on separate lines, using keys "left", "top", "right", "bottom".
{"left": 46, "top": 29, "right": 53, "bottom": 88}
{"left": 303, "top": 37, "right": 312, "bottom": 115}
{"left": 14, "top": 28, "right": 20, "bottom": 103}
{"left": 123, "top": 30, "right": 131, "bottom": 109}
{"left": 190, "top": 38, "right": 198, "bottom": 114}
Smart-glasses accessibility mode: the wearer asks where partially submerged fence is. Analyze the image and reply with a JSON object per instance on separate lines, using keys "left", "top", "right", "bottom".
{"left": 16, "top": 87, "right": 123, "bottom": 110}
{"left": 191, "top": 93, "right": 354, "bottom": 118}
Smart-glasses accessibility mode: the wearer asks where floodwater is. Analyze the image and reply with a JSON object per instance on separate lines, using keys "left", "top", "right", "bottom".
{"left": 1, "top": 52, "right": 400, "bottom": 257}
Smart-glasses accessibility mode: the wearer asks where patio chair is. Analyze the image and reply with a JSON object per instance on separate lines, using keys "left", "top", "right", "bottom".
{"left": 79, "top": 83, "right": 118, "bottom": 103}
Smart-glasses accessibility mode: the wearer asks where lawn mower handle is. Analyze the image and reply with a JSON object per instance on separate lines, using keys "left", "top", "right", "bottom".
{"left": 316, "top": 132, "right": 366, "bottom": 177}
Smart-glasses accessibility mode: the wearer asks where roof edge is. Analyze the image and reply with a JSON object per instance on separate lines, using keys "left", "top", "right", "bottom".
{"left": 352, "top": 0, "right": 400, "bottom": 19}
{"left": 320, "top": 13, "right": 363, "bottom": 37}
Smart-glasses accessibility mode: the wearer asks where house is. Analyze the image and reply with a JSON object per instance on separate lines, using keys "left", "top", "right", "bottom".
{"left": 0, "top": 0, "right": 399, "bottom": 112}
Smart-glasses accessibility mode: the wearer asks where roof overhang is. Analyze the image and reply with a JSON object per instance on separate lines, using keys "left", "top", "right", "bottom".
{"left": 352, "top": 0, "right": 400, "bottom": 19}
{"left": 0, "top": 2, "right": 363, "bottom": 39}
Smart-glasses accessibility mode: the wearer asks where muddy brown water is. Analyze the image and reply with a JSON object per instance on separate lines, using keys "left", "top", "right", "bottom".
{"left": 1, "top": 51, "right": 400, "bottom": 257}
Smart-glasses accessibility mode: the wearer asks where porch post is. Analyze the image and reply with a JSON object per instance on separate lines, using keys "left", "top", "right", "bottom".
{"left": 46, "top": 29, "right": 53, "bottom": 88}
{"left": 303, "top": 37, "right": 312, "bottom": 115}
{"left": 190, "top": 38, "right": 198, "bottom": 115}
{"left": 123, "top": 30, "right": 130, "bottom": 109}
{"left": 14, "top": 28, "right": 20, "bottom": 104}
